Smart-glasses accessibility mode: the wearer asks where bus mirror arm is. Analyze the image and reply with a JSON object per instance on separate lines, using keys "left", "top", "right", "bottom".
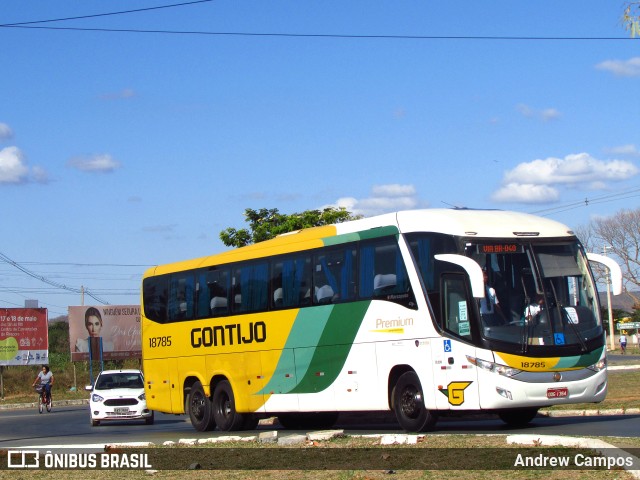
{"left": 586, "top": 253, "right": 622, "bottom": 296}
{"left": 434, "top": 254, "right": 485, "bottom": 298}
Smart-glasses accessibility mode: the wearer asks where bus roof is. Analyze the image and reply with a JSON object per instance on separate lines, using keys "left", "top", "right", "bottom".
{"left": 145, "top": 209, "right": 575, "bottom": 276}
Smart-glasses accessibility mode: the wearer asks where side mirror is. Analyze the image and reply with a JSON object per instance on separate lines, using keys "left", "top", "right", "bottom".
{"left": 84, "top": 385, "right": 93, "bottom": 392}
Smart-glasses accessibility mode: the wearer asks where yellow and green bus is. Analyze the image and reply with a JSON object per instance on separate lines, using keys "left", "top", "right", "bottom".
{"left": 141, "top": 209, "right": 621, "bottom": 432}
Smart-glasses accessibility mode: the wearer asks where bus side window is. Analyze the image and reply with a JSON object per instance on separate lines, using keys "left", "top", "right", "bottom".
{"left": 359, "top": 237, "right": 415, "bottom": 309}
{"left": 207, "top": 267, "right": 230, "bottom": 317}
{"left": 313, "top": 247, "right": 356, "bottom": 305}
{"left": 441, "top": 274, "right": 472, "bottom": 341}
{"left": 272, "top": 255, "right": 312, "bottom": 309}
{"left": 233, "top": 262, "right": 269, "bottom": 313}
{"left": 168, "top": 273, "right": 195, "bottom": 321}
{"left": 143, "top": 275, "right": 168, "bottom": 323}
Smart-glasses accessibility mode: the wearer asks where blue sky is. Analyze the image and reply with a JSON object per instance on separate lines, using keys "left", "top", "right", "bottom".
{"left": 1, "top": 1, "right": 638, "bottom": 318}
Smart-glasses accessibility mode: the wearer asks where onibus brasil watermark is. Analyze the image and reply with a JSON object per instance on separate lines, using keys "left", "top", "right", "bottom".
{"left": 6, "top": 450, "right": 152, "bottom": 469}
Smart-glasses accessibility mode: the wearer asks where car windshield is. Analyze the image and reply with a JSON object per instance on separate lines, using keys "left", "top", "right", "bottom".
{"left": 96, "top": 373, "right": 144, "bottom": 390}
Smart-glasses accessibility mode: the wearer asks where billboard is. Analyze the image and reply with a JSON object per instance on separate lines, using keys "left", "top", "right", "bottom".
{"left": 69, "top": 305, "right": 141, "bottom": 361}
{"left": 0, "top": 308, "right": 49, "bottom": 366}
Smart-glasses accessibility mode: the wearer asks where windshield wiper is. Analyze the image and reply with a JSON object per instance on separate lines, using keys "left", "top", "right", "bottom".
{"left": 548, "top": 282, "right": 588, "bottom": 352}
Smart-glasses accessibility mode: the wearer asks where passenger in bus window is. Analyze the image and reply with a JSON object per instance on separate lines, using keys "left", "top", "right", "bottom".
{"left": 524, "top": 294, "right": 545, "bottom": 322}
{"left": 480, "top": 269, "right": 506, "bottom": 326}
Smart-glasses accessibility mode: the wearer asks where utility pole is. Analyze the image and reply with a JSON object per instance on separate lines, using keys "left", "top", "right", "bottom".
{"left": 603, "top": 246, "right": 615, "bottom": 351}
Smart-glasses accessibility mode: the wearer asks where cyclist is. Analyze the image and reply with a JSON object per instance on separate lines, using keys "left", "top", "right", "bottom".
{"left": 32, "top": 364, "right": 54, "bottom": 404}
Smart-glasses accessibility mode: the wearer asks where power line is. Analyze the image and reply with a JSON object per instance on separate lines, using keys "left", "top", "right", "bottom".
{"left": 1, "top": 24, "right": 636, "bottom": 41}
{"left": 529, "top": 185, "right": 640, "bottom": 217}
{"left": 0, "top": 0, "right": 215, "bottom": 27}
{"left": 0, "top": 251, "right": 110, "bottom": 305}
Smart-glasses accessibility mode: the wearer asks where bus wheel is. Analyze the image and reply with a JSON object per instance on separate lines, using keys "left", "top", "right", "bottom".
{"left": 212, "top": 380, "right": 245, "bottom": 431}
{"left": 393, "top": 371, "right": 437, "bottom": 432}
{"left": 189, "top": 381, "right": 215, "bottom": 431}
{"left": 498, "top": 407, "right": 539, "bottom": 427}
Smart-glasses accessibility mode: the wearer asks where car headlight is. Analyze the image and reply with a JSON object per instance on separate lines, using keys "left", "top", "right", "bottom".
{"left": 91, "top": 393, "right": 104, "bottom": 402}
{"left": 138, "top": 392, "right": 146, "bottom": 401}
{"left": 466, "top": 355, "right": 522, "bottom": 378}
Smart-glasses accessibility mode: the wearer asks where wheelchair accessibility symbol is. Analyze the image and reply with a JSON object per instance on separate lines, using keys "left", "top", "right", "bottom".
{"left": 444, "top": 339, "right": 452, "bottom": 353}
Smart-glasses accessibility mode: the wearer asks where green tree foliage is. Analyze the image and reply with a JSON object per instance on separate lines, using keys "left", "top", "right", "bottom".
{"left": 220, "top": 207, "right": 362, "bottom": 248}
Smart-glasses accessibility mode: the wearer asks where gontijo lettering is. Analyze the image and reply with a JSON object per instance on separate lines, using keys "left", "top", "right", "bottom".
{"left": 191, "top": 322, "right": 266, "bottom": 347}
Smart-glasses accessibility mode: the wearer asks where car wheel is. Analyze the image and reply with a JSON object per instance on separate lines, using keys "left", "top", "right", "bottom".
{"left": 145, "top": 411, "right": 155, "bottom": 425}
{"left": 212, "top": 380, "right": 245, "bottom": 431}
{"left": 91, "top": 418, "right": 100, "bottom": 427}
{"left": 188, "top": 381, "right": 215, "bottom": 431}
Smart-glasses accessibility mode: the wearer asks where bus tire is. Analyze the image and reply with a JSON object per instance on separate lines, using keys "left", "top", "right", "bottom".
{"left": 393, "top": 371, "right": 437, "bottom": 432}
{"left": 498, "top": 407, "right": 539, "bottom": 427}
{"left": 212, "top": 380, "right": 245, "bottom": 431}
{"left": 189, "top": 381, "right": 216, "bottom": 431}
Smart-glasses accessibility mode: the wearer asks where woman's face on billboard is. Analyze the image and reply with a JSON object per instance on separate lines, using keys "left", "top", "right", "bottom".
{"left": 86, "top": 315, "right": 102, "bottom": 337}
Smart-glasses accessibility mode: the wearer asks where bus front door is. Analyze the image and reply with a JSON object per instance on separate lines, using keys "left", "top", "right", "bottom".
{"left": 431, "top": 274, "right": 479, "bottom": 410}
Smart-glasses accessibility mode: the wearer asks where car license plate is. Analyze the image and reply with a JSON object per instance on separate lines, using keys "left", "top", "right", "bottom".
{"left": 547, "top": 387, "right": 568, "bottom": 399}
{"left": 114, "top": 407, "right": 130, "bottom": 414}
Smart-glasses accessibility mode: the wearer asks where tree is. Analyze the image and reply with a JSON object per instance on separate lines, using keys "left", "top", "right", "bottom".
{"left": 219, "top": 207, "right": 362, "bottom": 248}
{"left": 589, "top": 208, "right": 640, "bottom": 306}
{"left": 623, "top": 2, "right": 640, "bottom": 37}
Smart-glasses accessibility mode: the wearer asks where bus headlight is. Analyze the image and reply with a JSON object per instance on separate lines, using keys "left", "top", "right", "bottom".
{"left": 466, "top": 355, "right": 522, "bottom": 378}
{"left": 586, "top": 358, "right": 607, "bottom": 372}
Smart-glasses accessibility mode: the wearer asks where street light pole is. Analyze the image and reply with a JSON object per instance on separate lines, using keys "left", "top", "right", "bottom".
{"left": 604, "top": 246, "right": 615, "bottom": 351}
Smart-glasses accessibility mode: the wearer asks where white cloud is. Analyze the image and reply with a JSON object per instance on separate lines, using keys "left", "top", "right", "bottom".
{"left": 540, "top": 108, "right": 561, "bottom": 121}
{"left": 0, "top": 146, "right": 49, "bottom": 185}
{"left": 492, "top": 183, "right": 560, "bottom": 204}
{"left": 492, "top": 153, "right": 639, "bottom": 204}
{"left": 0, "top": 146, "right": 29, "bottom": 184}
{"left": 595, "top": 57, "right": 640, "bottom": 77}
{"left": 516, "top": 104, "right": 561, "bottom": 122}
{"left": 31, "top": 166, "right": 50, "bottom": 184}
{"left": 325, "top": 183, "right": 424, "bottom": 217}
{"left": 99, "top": 88, "right": 136, "bottom": 100}
{"left": 605, "top": 144, "right": 640, "bottom": 157}
{"left": 0, "top": 123, "right": 14, "bottom": 141}
{"left": 67, "top": 154, "right": 121, "bottom": 173}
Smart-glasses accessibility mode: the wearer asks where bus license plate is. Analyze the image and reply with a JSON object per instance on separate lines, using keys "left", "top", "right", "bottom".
{"left": 547, "top": 387, "right": 568, "bottom": 399}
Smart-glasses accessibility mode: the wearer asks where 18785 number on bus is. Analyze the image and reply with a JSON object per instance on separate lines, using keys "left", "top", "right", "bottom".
{"left": 149, "top": 336, "right": 172, "bottom": 348}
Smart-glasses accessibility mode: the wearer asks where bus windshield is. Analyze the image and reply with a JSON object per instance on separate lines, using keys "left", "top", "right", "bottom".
{"left": 466, "top": 241, "right": 602, "bottom": 350}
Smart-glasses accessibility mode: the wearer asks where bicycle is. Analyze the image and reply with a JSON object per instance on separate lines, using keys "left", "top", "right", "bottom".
{"left": 35, "top": 384, "right": 52, "bottom": 413}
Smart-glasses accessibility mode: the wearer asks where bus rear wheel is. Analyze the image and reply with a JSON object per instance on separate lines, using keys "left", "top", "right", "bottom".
{"left": 392, "top": 371, "right": 437, "bottom": 432}
{"left": 212, "top": 380, "right": 245, "bottom": 431}
{"left": 498, "top": 407, "right": 539, "bottom": 427}
{"left": 189, "top": 381, "right": 216, "bottom": 431}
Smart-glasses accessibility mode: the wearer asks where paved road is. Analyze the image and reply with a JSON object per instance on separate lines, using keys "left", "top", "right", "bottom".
{"left": 1, "top": 405, "right": 639, "bottom": 448}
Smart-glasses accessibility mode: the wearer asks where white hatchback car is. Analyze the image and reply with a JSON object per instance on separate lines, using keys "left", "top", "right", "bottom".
{"left": 86, "top": 369, "right": 154, "bottom": 426}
